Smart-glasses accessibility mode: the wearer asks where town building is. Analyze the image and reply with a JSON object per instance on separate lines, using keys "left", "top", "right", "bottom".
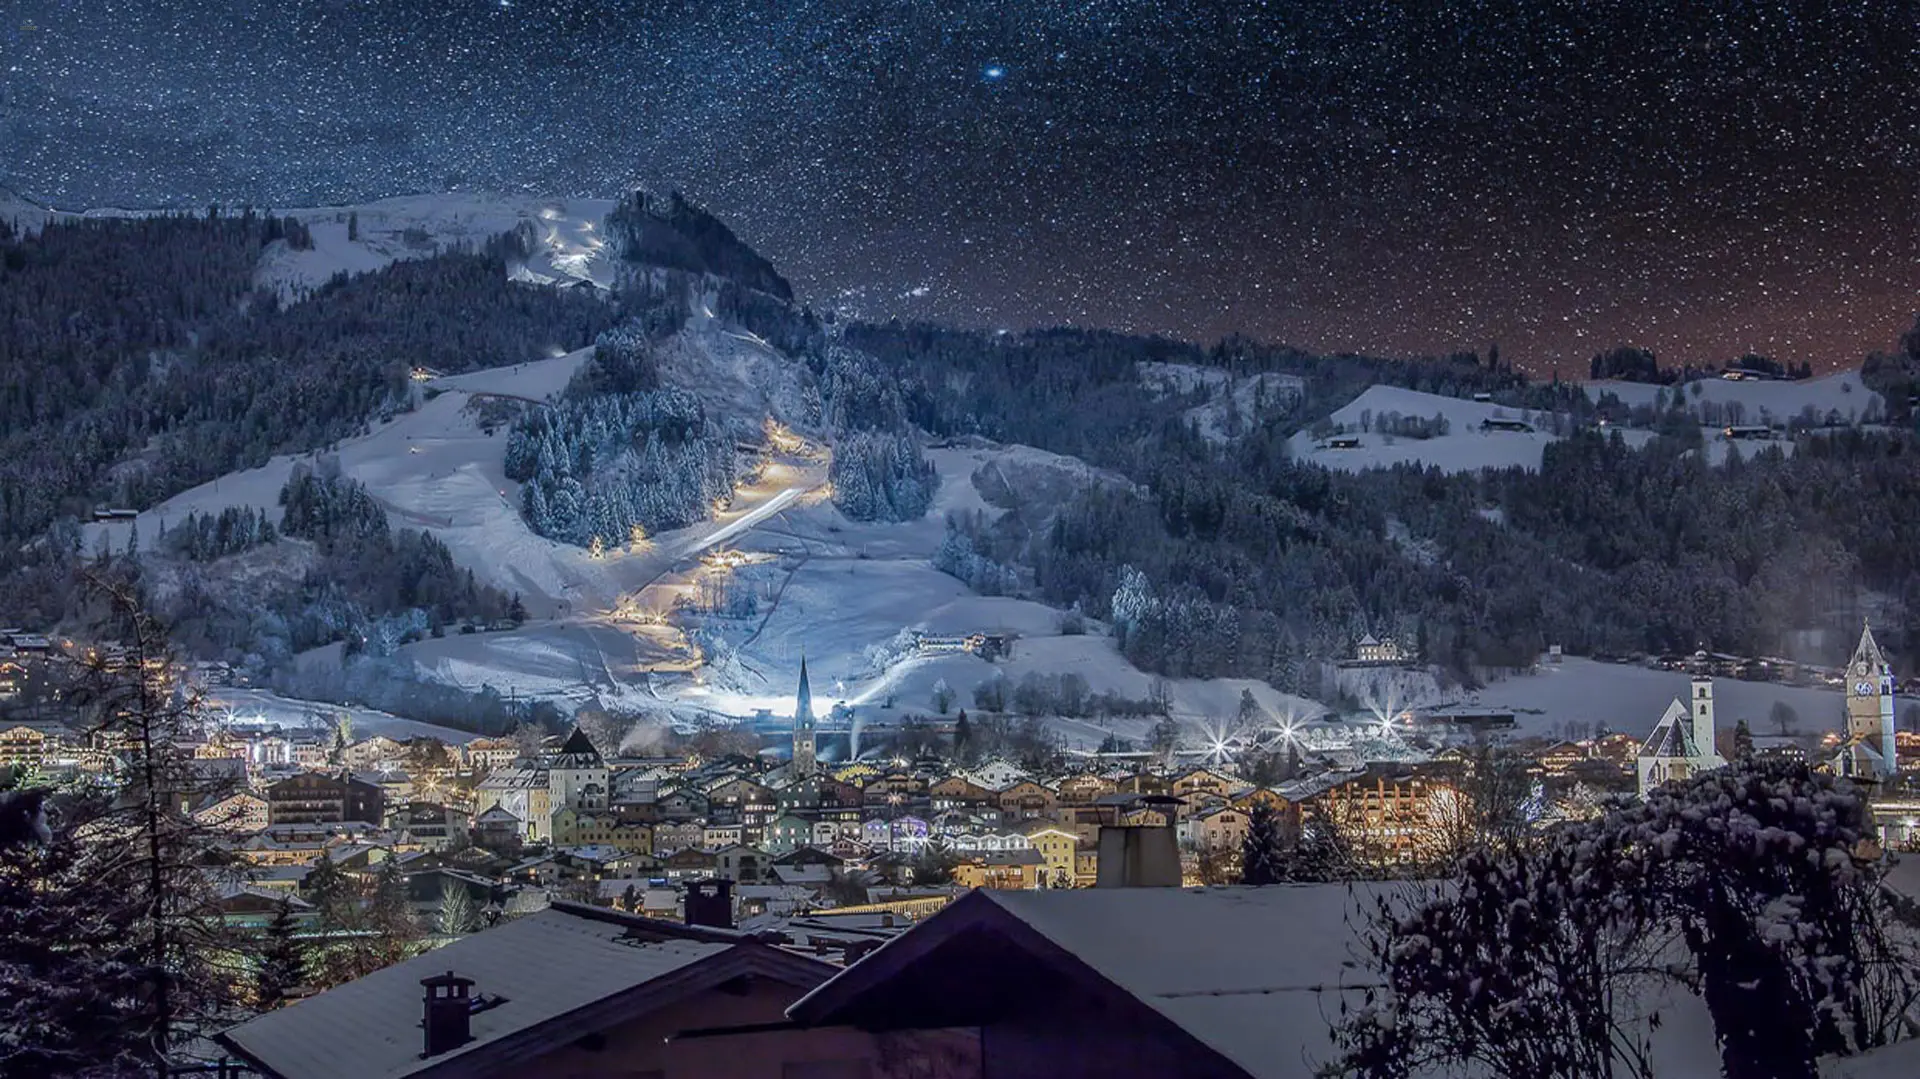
{"left": 1636, "top": 676, "right": 1726, "bottom": 798}
{"left": 264, "top": 770, "right": 386, "bottom": 826}
{"left": 1352, "top": 632, "right": 1407, "bottom": 664}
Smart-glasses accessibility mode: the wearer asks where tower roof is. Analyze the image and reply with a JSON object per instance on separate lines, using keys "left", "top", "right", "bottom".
{"left": 552, "top": 726, "right": 604, "bottom": 769}
{"left": 796, "top": 655, "right": 814, "bottom": 725}
{"left": 1853, "top": 620, "right": 1890, "bottom": 674}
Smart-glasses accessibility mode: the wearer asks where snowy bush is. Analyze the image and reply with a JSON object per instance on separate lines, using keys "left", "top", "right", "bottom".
{"left": 1333, "top": 760, "right": 1917, "bottom": 1079}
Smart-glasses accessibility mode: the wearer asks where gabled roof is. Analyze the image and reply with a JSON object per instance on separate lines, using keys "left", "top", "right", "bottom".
{"left": 789, "top": 885, "right": 1724, "bottom": 1079}
{"left": 218, "top": 903, "right": 837, "bottom": 1079}
{"left": 1638, "top": 700, "right": 1698, "bottom": 759}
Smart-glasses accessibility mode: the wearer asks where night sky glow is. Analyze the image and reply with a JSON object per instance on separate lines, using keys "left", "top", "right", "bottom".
{"left": 4, "top": 0, "right": 1917, "bottom": 372}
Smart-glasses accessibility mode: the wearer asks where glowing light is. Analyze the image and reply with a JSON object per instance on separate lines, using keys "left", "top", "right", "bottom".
{"left": 982, "top": 64, "right": 1007, "bottom": 80}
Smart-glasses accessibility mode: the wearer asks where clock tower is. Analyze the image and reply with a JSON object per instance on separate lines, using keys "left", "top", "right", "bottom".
{"left": 1838, "top": 620, "right": 1897, "bottom": 779}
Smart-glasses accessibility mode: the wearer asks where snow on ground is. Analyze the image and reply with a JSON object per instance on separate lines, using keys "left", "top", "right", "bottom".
{"left": 206, "top": 688, "right": 480, "bottom": 745}
{"left": 1137, "top": 361, "right": 1304, "bottom": 443}
{"left": 84, "top": 340, "right": 831, "bottom": 620}
{"left": 256, "top": 193, "right": 620, "bottom": 299}
{"left": 1457, "top": 657, "right": 1846, "bottom": 743}
{"left": 1290, "top": 384, "right": 1564, "bottom": 473}
{"left": 1588, "top": 370, "right": 1881, "bottom": 424}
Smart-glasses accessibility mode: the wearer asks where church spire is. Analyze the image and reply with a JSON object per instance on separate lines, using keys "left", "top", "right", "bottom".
{"left": 796, "top": 653, "right": 814, "bottom": 727}
{"left": 793, "top": 654, "right": 817, "bottom": 775}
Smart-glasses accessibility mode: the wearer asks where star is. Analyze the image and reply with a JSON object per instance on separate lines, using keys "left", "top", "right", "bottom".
{"left": 981, "top": 64, "right": 1006, "bottom": 82}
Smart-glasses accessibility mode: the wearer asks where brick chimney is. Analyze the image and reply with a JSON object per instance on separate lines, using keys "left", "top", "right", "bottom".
{"left": 421, "top": 971, "right": 475, "bottom": 1057}
{"left": 685, "top": 878, "right": 735, "bottom": 929}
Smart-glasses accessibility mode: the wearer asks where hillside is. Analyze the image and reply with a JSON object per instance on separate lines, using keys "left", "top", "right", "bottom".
{"left": 1589, "top": 370, "right": 1880, "bottom": 424}
{"left": 256, "top": 193, "right": 619, "bottom": 299}
{"left": 1289, "top": 384, "right": 1562, "bottom": 472}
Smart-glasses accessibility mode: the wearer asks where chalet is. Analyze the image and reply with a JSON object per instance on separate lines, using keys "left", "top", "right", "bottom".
{"left": 1180, "top": 804, "right": 1250, "bottom": 851}
{"left": 706, "top": 777, "right": 779, "bottom": 831}
{"left": 0, "top": 723, "right": 56, "bottom": 768}
{"left": 951, "top": 848, "right": 1046, "bottom": 890}
{"left": 995, "top": 780, "right": 1058, "bottom": 820}
{"left": 1052, "top": 773, "right": 1116, "bottom": 806}
{"left": 193, "top": 791, "right": 270, "bottom": 834}
{"left": 265, "top": 771, "right": 386, "bottom": 826}
{"left": 471, "top": 805, "right": 524, "bottom": 854}
{"left": 1168, "top": 768, "right": 1236, "bottom": 815}
{"left": 386, "top": 801, "right": 474, "bottom": 850}
{"left": 713, "top": 844, "right": 774, "bottom": 884}
{"left": 928, "top": 775, "right": 998, "bottom": 810}
{"left": 1322, "top": 435, "right": 1361, "bottom": 450}
{"left": 91, "top": 508, "right": 139, "bottom": 522}
{"left": 1351, "top": 632, "right": 1407, "bottom": 665}
{"left": 1722, "top": 424, "right": 1775, "bottom": 441}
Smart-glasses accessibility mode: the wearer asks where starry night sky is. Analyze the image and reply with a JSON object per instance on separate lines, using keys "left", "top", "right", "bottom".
{"left": 3, "top": 0, "right": 1917, "bottom": 373}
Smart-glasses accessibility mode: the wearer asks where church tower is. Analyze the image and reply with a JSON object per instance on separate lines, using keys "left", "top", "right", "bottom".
{"left": 1839, "top": 620, "right": 1897, "bottom": 778}
{"left": 792, "top": 655, "right": 817, "bottom": 776}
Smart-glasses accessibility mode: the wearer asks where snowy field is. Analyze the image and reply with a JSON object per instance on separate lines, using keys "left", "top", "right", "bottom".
{"left": 1455, "top": 657, "right": 1848, "bottom": 742}
{"left": 1290, "top": 376, "right": 1878, "bottom": 474}
{"left": 205, "top": 688, "right": 480, "bottom": 745}
{"left": 1589, "top": 370, "right": 1879, "bottom": 424}
{"left": 1288, "top": 384, "right": 1564, "bottom": 473}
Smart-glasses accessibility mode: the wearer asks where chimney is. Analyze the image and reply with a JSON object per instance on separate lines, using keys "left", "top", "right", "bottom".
{"left": 685, "top": 878, "right": 735, "bottom": 929}
{"left": 420, "top": 971, "right": 474, "bottom": 1058}
{"left": 1095, "top": 798, "right": 1183, "bottom": 888}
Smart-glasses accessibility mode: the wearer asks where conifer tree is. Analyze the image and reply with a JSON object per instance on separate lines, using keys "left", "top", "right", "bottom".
{"left": 1732, "top": 717, "right": 1756, "bottom": 761}
{"left": 256, "top": 897, "right": 307, "bottom": 1009}
{"left": 1240, "top": 802, "right": 1288, "bottom": 885}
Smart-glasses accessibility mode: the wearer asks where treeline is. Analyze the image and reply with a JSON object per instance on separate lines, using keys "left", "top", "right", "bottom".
{"left": 162, "top": 507, "right": 278, "bottom": 562}
{"left": 1589, "top": 345, "right": 1814, "bottom": 384}
{"left": 842, "top": 317, "right": 1920, "bottom": 685}
{"left": 604, "top": 189, "right": 793, "bottom": 302}
{"left": 505, "top": 379, "right": 738, "bottom": 548}
{"left": 0, "top": 211, "right": 622, "bottom": 572}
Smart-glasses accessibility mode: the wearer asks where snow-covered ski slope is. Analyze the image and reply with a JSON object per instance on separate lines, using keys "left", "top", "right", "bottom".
{"left": 81, "top": 345, "right": 809, "bottom": 617}
{"left": 646, "top": 443, "right": 1326, "bottom": 744}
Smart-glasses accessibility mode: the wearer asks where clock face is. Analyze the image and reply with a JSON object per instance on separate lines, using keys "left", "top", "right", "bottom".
{"left": 1856, "top": 680, "right": 1875, "bottom": 696}
{"left": 1856, "top": 661, "right": 1871, "bottom": 676}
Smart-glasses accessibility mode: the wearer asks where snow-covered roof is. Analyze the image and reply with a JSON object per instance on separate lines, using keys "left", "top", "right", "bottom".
{"left": 218, "top": 904, "right": 835, "bottom": 1079}
{"left": 791, "top": 884, "right": 1728, "bottom": 1078}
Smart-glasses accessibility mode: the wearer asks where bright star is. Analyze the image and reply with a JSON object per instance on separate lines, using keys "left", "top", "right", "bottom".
{"left": 982, "top": 64, "right": 1007, "bottom": 81}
